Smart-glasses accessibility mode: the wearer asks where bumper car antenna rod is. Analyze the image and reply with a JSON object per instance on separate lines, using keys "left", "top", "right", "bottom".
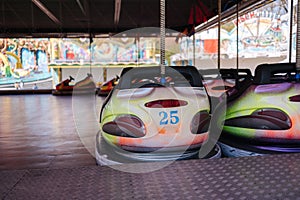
{"left": 89, "top": 34, "right": 94, "bottom": 75}
{"left": 296, "top": 0, "right": 300, "bottom": 81}
{"left": 160, "top": 0, "right": 166, "bottom": 85}
{"left": 235, "top": 0, "right": 240, "bottom": 88}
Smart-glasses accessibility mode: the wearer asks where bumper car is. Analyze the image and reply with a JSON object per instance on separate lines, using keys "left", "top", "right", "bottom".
{"left": 218, "top": 63, "right": 300, "bottom": 157}
{"left": 97, "top": 75, "right": 120, "bottom": 96}
{"left": 199, "top": 68, "right": 252, "bottom": 111}
{"left": 96, "top": 66, "right": 221, "bottom": 165}
{"left": 52, "top": 73, "right": 96, "bottom": 95}
{"left": 199, "top": 68, "right": 252, "bottom": 98}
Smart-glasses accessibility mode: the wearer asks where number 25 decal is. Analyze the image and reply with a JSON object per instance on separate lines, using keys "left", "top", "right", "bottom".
{"left": 159, "top": 110, "right": 179, "bottom": 125}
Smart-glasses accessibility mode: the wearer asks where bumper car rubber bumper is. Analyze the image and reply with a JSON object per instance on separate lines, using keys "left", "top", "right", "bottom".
{"left": 95, "top": 131, "right": 222, "bottom": 166}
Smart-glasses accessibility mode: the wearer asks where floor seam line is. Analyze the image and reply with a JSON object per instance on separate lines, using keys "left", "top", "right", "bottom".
{"left": 2, "top": 170, "right": 29, "bottom": 200}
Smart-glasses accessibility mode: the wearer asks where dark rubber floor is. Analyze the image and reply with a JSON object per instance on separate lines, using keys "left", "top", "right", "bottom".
{"left": 1, "top": 153, "right": 300, "bottom": 199}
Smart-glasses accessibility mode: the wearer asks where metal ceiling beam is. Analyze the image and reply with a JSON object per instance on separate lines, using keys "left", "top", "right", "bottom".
{"left": 114, "top": 0, "right": 122, "bottom": 25}
{"left": 6, "top": 2, "right": 28, "bottom": 28}
{"left": 76, "top": 0, "right": 86, "bottom": 16}
{"left": 0, "top": 0, "right": 269, "bottom": 38}
{"left": 32, "top": 0, "right": 61, "bottom": 26}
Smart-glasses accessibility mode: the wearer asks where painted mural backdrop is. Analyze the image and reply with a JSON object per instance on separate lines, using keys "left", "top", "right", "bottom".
{"left": 177, "top": 0, "right": 293, "bottom": 63}
{"left": 49, "top": 38, "right": 158, "bottom": 65}
{"left": 0, "top": 38, "right": 51, "bottom": 86}
{"left": 50, "top": 38, "right": 90, "bottom": 64}
{"left": 0, "top": 37, "right": 160, "bottom": 86}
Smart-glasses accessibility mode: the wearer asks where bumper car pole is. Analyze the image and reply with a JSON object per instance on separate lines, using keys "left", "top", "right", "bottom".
{"left": 296, "top": 0, "right": 300, "bottom": 80}
{"left": 288, "top": 0, "right": 294, "bottom": 63}
{"left": 235, "top": 1, "right": 240, "bottom": 88}
{"left": 160, "top": 0, "right": 166, "bottom": 85}
{"left": 217, "top": 0, "right": 221, "bottom": 71}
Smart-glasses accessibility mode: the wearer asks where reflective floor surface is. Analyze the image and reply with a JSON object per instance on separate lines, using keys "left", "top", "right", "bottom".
{"left": 1, "top": 94, "right": 300, "bottom": 199}
{"left": 0, "top": 94, "right": 101, "bottom": 170}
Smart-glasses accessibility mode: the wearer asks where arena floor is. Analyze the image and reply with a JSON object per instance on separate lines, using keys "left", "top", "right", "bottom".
{"left": 1, "top": 94, "right": 300, "bottom": 199}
